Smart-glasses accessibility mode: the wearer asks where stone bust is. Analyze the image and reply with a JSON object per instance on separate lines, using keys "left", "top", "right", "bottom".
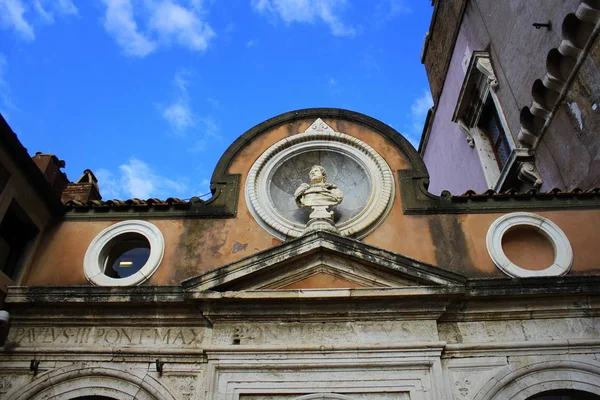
{"left": 294, "top": 165, "right": 343, "bottom": 233}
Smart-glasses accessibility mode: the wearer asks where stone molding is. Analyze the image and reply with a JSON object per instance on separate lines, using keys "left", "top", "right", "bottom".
{"left": 83, "top": 219, "right": 165, "bottom": 286}
{"left": 6, "top": 365, "right": 179, "bottom": 400}
{"left": 473, "top": 360, "right": 600, "bottom": 400}
{"left": 452, "top": 51, "right": 536, "bottom": 190}
{"left": 486, "top": 212, "right": 573, "bottom": 278}
{"left": 204, "top": 349, "right": 446, "bottom": 400}
{"left": 245, "top": 119, "right": 395, "bottom": 240}
{"left": 399, "top": 171, "right": 600, "bottom": 214}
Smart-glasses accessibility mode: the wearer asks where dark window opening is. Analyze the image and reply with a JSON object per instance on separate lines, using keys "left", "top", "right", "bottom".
{"left": 478, "top": 97, "right": 511, "bottom": 171}
{"left": 0, "top": 201, "right": 39, "bottom": 279}
{"left": 103, "top": 233, "right": 150, "bottom": 279}
{"left": 528, "top": 389, "right": 600, "bottom": 400}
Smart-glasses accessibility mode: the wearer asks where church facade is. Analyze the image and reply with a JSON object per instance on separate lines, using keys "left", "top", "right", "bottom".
{"left": 0, "top": 107, "right": 600, "bottom": 400}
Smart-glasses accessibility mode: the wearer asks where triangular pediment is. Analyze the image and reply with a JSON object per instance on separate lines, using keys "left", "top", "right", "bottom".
{"left": 182, "top": 231, "right": 466, "bottom": 292}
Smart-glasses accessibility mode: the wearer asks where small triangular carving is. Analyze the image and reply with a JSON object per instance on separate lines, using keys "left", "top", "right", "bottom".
{"left": 304, "top": 118, "right": 335, "bottom": 134}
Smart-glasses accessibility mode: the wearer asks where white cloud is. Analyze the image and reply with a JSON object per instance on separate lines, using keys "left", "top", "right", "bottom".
{"left": 33, "top": 0, "right": 54, "bottom": 23}
{"left": 159, "top": 70, "right": 222, "bottom": 151}
{"left": 56, "top": 0, "right": 78, "bottom": 15}
{"left": 0, "top": 54, "right": 17, "bottom": 117}
{"left": 246, "top": 39, "right": 256, "bottom": 48}
{"left": 96, "top": 159, "right": 188, "bottom": 199}
{"left": 0, "top": 0, "right": 35, "bottom": 40}
{"left": 190, "top": 115, "right": 220, "bottom": 152}
{"left": 405, "top": 90, "right": 433, "bottom": 146}
{"left": 327, "top": 77, "right": 340, "bottom": 96}
{"left": 161, "top": 70, "right": 196, "bottom": 134}
{"left": 100, "top": 0, "right": 215, "bottom": 57}
{"left": 94, "top": 168, "right": 122, "bottom": 199}
{"left": 0, "top": 0, "right": 78, "bottom": 40}
{"left": 251, "top": 0, "right": 355, "bottom": 37}
{"left": 101, "top": 0, "right": 157, "bottom": 57}
{"left": 411, "top": 90, "right": 433, "bottom": 119}
{"left": 374, "top": 0, "right": 411, "bottom": 24}
{"left": 163, "top": 102, "right": 195, "bottom": 132}
{"left": 148, "top": 0, "right": 215, "bottom": 51}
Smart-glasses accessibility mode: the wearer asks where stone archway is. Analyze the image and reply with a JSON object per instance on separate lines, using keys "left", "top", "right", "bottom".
{"left": 474, "top": 361, "right": 600, "bottom": 400}
{"left": 6, "top": 365, "right": 180, "bottom": 400}
{"left": 527, "top": 389, "right": 600, "bottom": 399}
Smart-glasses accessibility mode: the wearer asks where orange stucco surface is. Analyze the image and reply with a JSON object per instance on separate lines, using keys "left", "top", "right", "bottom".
{"left": 23, "top": 118, "right": 600, "bottom": 286}
{"left": 502, "top": 226, "right": 555, "bottom": 271}
{"left": 281, "top": 273, "right": 367, "bottom": 289}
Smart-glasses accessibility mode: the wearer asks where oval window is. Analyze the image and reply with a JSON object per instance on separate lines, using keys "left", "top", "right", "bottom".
{"left": 102, "top": 233, "right": 151, "bottom": 279}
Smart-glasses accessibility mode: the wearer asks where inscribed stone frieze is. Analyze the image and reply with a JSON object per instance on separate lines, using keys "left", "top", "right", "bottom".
{"left": 442, "top": 318, "right": 600, "bottom": 343}
{"left": 6, "top": 326, "right": 209, "bottom": 348}
{"left": 214, "top": 321, "right": 438, "bottom": 346}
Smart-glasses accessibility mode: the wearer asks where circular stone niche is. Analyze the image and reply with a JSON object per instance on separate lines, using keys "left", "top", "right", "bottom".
{"left": 270, "top": 149, "right": 370, "bottom": 226}
{"left": 246, "top": 127, "right": 395, "bottom": 240}
{"left": 486, "top": 212, "right": 573, "bottom": 278}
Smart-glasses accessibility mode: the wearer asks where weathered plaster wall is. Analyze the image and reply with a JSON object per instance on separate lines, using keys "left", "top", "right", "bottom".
{"left": 24, "top": 116, "right": 600, "bottom": 286}
{"left": 423, "top": 0, "right": 468, "bottom": 103}
{"left": 26, "top": 118, "right": 439, "bottom": 285}
{"left": 422, "top": 5, "right": 489, "bottom": 195}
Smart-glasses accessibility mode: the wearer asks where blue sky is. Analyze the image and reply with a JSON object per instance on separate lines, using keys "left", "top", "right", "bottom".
{"left": 0, "top": 0, "right": 433, "bottom": 200}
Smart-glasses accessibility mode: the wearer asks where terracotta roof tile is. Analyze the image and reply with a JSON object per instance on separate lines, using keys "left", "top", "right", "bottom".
{"left": 450, "top": 187, "right": 600, "bottom": 201}
{"left": 64, "top": 196, "right": 201, "bottom": 212}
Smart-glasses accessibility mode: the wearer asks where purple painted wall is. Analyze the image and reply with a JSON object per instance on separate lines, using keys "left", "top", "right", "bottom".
{"left": 422, "top": 9, "right": 488, "bottom": 195}
{"left": 422, "top": 0, "right": 593, "bottom": 193}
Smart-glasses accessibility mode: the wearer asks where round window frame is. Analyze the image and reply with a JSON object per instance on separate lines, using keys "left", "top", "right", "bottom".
{"left": 486, "top": 212, "right": 573, "bottom": 278}
{"left": 84, "top": 220, "right": 165, "bottom": 286}
{"left": 245, "top": 129, "right": 395, "bottom": 240}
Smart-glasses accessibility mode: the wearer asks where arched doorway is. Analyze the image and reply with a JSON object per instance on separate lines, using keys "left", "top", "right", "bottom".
{"left": 473, "top": 360, "right": 600, "bottom": 400}
{"left": 6, "top": 365, "right": 178, "bottom": 400}
{"left": 527, "top": 389, "right": 600, "bottom": 400}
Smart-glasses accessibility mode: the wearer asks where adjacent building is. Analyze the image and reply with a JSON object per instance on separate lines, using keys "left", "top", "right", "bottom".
{"left": 419, "top": 0, "right": 600, "bottom": 194}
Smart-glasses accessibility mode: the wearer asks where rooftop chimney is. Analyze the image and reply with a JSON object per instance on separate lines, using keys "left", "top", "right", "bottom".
{"left": 31, "top": 153, "right": 69, "bottom": 197}
{"left": 61, "top": 169, "right": 102, "bottom": 203}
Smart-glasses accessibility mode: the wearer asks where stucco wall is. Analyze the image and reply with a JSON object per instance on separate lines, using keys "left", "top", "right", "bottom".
{"left": 23, "top": 116, "right": 600, "bottom": 286}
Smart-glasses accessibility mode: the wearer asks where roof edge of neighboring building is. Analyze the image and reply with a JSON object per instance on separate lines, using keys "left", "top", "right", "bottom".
{"left": 0, "top": 114, "right": 65, "bottom": 216}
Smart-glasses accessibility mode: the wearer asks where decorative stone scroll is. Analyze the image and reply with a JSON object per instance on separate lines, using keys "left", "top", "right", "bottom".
{"left": 245, "top": 119, "right": 395, "bottom": 240}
